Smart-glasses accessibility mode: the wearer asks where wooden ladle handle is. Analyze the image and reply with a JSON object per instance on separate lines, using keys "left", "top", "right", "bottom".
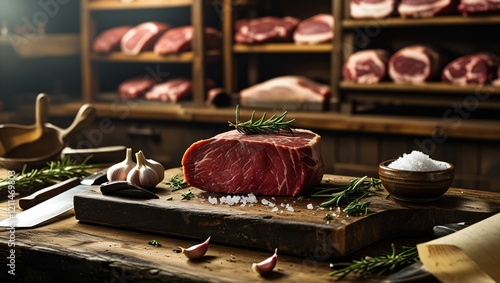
{"left": 60, "top": 104, "right": 96, "bottom": 143}
{"left": 35, "top": 93, "right": 49, "bottom": 132}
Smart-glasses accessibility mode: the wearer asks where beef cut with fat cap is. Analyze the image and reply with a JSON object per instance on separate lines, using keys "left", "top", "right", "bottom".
{"left": 398, "top": 0, "right": 459, "bottom": 18}
{"left": 442, "top": 52, "right": 500, "bottom": 85}
{"left": 182, "top": 129, "right": 324, "bottom": 196}
{"left": 234, "top": 17, "right": 300, "bottom": 43}
{"left": 293, "top": 14, "right": 334, "bottom": 45}
{"left": 118, "top": 76, "right": 157, "bottom": 100}
{"left": 343, "top": 49, "right": 389, "bottom": 84}
{"left": 458, "top": 0, "right": 500, "bottom": 14}
{"left": 121, "top": 22, "right": 170, "bottom": 55}
{"left": 154, "top": 26, "right": 222, "bottom": 55}
{"left": 388, "top": 45, "right": 441, "bottom": 84}
{"left": 239, "top": 76, "right": 330, "bottom": 106}
{"left": 350, "top": 0, "right": 397, "bottom": 19}
{"left": 92, "top": 26, "right": 133, "bottom": 53}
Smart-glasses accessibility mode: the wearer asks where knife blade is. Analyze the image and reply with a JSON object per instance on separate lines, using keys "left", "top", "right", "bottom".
{"left": 384, "top": 222, "right": 472, "bottom": 283}
{"left": 0, "top": 170, "right": 108, "bottom": 228}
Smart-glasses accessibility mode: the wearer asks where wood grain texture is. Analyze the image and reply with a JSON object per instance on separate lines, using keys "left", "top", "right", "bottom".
{"left": 74, "top": 168, "right": 500, "bottom": 260}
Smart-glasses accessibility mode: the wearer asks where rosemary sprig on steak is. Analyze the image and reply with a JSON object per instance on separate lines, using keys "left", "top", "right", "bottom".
{"left": 228, "top": 105, "right": 296, "bottom": 135}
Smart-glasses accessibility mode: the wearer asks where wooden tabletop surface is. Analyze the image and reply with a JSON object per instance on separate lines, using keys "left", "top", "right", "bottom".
{"left": 1, "top": 169, "right": 499, "bottom": 282}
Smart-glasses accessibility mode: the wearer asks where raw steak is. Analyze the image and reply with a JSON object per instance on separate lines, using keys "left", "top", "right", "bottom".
{"left": 293, "top": 14, "right": 334, "bottom": 45}
{"left": 234, "top": 17, "right": 300, "bottom": 44}
{"left": 154, "top": 26, "right": 222, "bottom": 55}
{"left": 145, "top": 78, "right": 216, "bottom": 102}
{"left": 121, "top": 22, "right": 170, "bottom": 55}
{"left": 398, "top": 0, "right": 459, "bottom": 18}
{"left": 92, "top": 26, "right": 132, "bottom": 53}
{"left": 350, "top": 0, "right": 397, "bottom": 19}
{"left": 118, "top": 76, "right": 157, "bottom": 100}
{"left": 442, "top": 52, "right": 500, "bottom": 85}
{"left": 343, "top": 49, "right": 389, "bottom": 84}
{"left": 388, "top": 45, "right": 441, "bottom": 84}
{"left": 239, "top": 76, "right": 330, "bottom": 106}
{"left": 458, "top": 0, "right": 500, "bottom": 14}
{"left": 182, "top": 129, "right": 324, "bottom": 196}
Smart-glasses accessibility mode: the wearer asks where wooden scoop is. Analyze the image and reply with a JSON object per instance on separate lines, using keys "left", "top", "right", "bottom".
{"left": 0, "top": 103, "right": 96, "bottom": 171}
{"left": 0, "top": 93, "right": 49, "bottom": 156}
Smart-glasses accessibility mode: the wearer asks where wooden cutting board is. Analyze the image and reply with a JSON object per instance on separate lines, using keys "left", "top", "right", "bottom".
{"left": 74, "top": 168, "right": 500, "bottom": 260}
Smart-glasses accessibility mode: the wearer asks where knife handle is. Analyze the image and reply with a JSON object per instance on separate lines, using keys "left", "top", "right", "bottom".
{"left": 18, "top": 177, "right": 81, "bottom": 210}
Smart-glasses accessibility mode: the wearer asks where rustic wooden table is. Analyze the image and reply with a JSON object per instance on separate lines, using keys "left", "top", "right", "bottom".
{"left": 0, "top": 169, "right": 499, "bottom": 282}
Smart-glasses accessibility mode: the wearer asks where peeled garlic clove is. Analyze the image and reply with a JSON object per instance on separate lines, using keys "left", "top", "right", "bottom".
{"left": 107, "top": 148, "right": 136, "bottom": 181}
{"left": 127, "top": 150, "right": 161, "bottom": 188}
{"left": 181, "top": 237, "right": 210, "bottom": 260}
{"left": 252, "top": 248, "right": 278, "bottom": 275}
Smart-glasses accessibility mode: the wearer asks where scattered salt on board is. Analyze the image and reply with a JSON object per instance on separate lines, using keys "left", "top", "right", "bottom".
{"left": 388, "top": 150, "right": 450, "bottom": 171}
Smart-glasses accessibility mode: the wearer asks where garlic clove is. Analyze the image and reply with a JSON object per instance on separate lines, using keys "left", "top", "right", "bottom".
{"left": 180, "top": 237, "right": 210, "bottom": 260}
{"left": 107, "top": 148, "right": 136, "bottom": 182}
{"left": 252, "top": 248, "right": 278, "bottom": 275}
{"left": 126, "top": 150, "right": 161, "bottom": 188}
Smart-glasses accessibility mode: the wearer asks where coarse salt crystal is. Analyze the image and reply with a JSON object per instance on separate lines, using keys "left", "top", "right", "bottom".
{"left": 271, "top": 207, "right": 279, "bottom": 213}
{"left": 307, "top": 203, "right": 314, "bottom": 210}
{"left": 208, "top": 196, "right": 218, "bottom": 205}
{"left": 388, "top": 150, "right": 450, "bottom": 171}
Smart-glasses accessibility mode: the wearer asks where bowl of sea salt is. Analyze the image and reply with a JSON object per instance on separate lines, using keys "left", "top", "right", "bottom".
{"left": 378, "top": 151, "right": 454, "bottom": 202}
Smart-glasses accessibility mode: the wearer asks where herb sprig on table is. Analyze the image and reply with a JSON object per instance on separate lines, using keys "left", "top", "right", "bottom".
{"left": 311, "top": 176, "right": 382, "bottom": 215}
{"left": 166, "top": 174, "right": 188, "bottom": 191}
{"left": 329, "top": 244, "right": 419, "bottom": 279}
{"left": 0, "top": 156, "right": 96, "bottom": 193}
{"left": 228, "top": 105, "right": 296, "bottom": 135}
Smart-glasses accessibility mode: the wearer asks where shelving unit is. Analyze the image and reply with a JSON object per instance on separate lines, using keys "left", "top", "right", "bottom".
{"left": 80, "top": 0, "right": 213, "bottom": 106}
{"left": 334, "top": 1, "right": 500, "bottom": 113}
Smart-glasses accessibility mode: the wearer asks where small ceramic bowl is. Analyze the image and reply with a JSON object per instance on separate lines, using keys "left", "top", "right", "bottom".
{"left": 378, "top": 159, "right": 455, "bottom": 202}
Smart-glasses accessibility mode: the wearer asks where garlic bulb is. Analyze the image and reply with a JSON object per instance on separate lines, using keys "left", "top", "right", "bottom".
{"left": 126, "top": 150, "right": 162, "bottom": 188}
{"left": 147, "top": 157, "right": 165, "bottom": 182}
{"left": 252, "top": 249, "right": 278, "bottom": 275}
{"left": 107, "top": 148, "right": 136, "bottom": 181}
{"left": 180, "top": 237, "right": 210, "bottom": 260}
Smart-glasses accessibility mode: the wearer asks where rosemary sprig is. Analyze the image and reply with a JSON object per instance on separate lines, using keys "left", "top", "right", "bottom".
{"left": 181, "top": 191, "right": 196, "bottom": 200}
{"left": 228, "top": 105, "right": 296, "bottom": 135}
{"left": 311, "top": 176, "right": 382, "bottom": 215}
{"left": 166, "top": 174, "right": 188, "bottom": 191}
{"left": 0, "top": 156, "right": 96, "bottom": 193}
{"left": 329, "top": 244, "right": 419, "bottom": 279}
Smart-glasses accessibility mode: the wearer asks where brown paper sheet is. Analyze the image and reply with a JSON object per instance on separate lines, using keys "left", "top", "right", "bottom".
{"left": 417, "top": 213, "right": 500, "bottom": 283}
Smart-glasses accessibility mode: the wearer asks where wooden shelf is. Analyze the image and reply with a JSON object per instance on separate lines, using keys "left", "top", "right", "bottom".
{"left": 342, "top": 14, "right": 500, "bottom": 28}
{"left": 233, "top": 43, "right": 332, "bottom": 53}
{"left": 89, "top": 50, "right": 221, "bottom": 63}
{"left": 50, "top": 102, "right": 500, "bottom": 141}
{"left": 0, "top": 34, "right": 79, "bottom": 58}
{"left": 88, "top": 0, "right": 192, "bottom": 10}
{"left": 340, "top": 82, "right": 500, "bottom": 95}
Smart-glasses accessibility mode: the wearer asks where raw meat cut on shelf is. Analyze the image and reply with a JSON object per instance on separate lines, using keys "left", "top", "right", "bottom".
{"left": 458, "top": 0, "right": 500, "bottom": 14}
{"left": 234, "top": 17, "right": 300, "bottom": 44}
{"left": 388, "top": 45, "right": 442, "bottom": 84}
{"left": 145, "top": 78, "right": 216, "bottom": 102}
{"left": 118, "top": 76, "right": 157, "bottom": 100}
{"left": 293, "top": 14, "right": 334, "bottom": 45}
{"left": 239, "top": 76, "right": 330, "bottom": 106}
{"left": 182, "top": 129, "right": 324, "bottom": 196}
{"left": 442, "top": 52, "right": 500, "bottom": 85}
{"left": 206, "top": 88, "right": 231, "bottom": 107}
{"left": 92, "top": 26, "right": 132, "bottom": 53}
{"left": 121, "top": 22, "right": 170, "bottom": 55}
{"left": 350, "top": 0, "right": 397, "bottom": 19}
{"left": 342, "top": 49, "right": 390, "bottom": 84}
{"left": 154, "top": 26, "right": 222, "bottom": 55}
{"left": 493, "top": 66, "right": 500, "bottom": 86}
{"left": 398, "top": 0, "right": 459, "bottom": 18}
